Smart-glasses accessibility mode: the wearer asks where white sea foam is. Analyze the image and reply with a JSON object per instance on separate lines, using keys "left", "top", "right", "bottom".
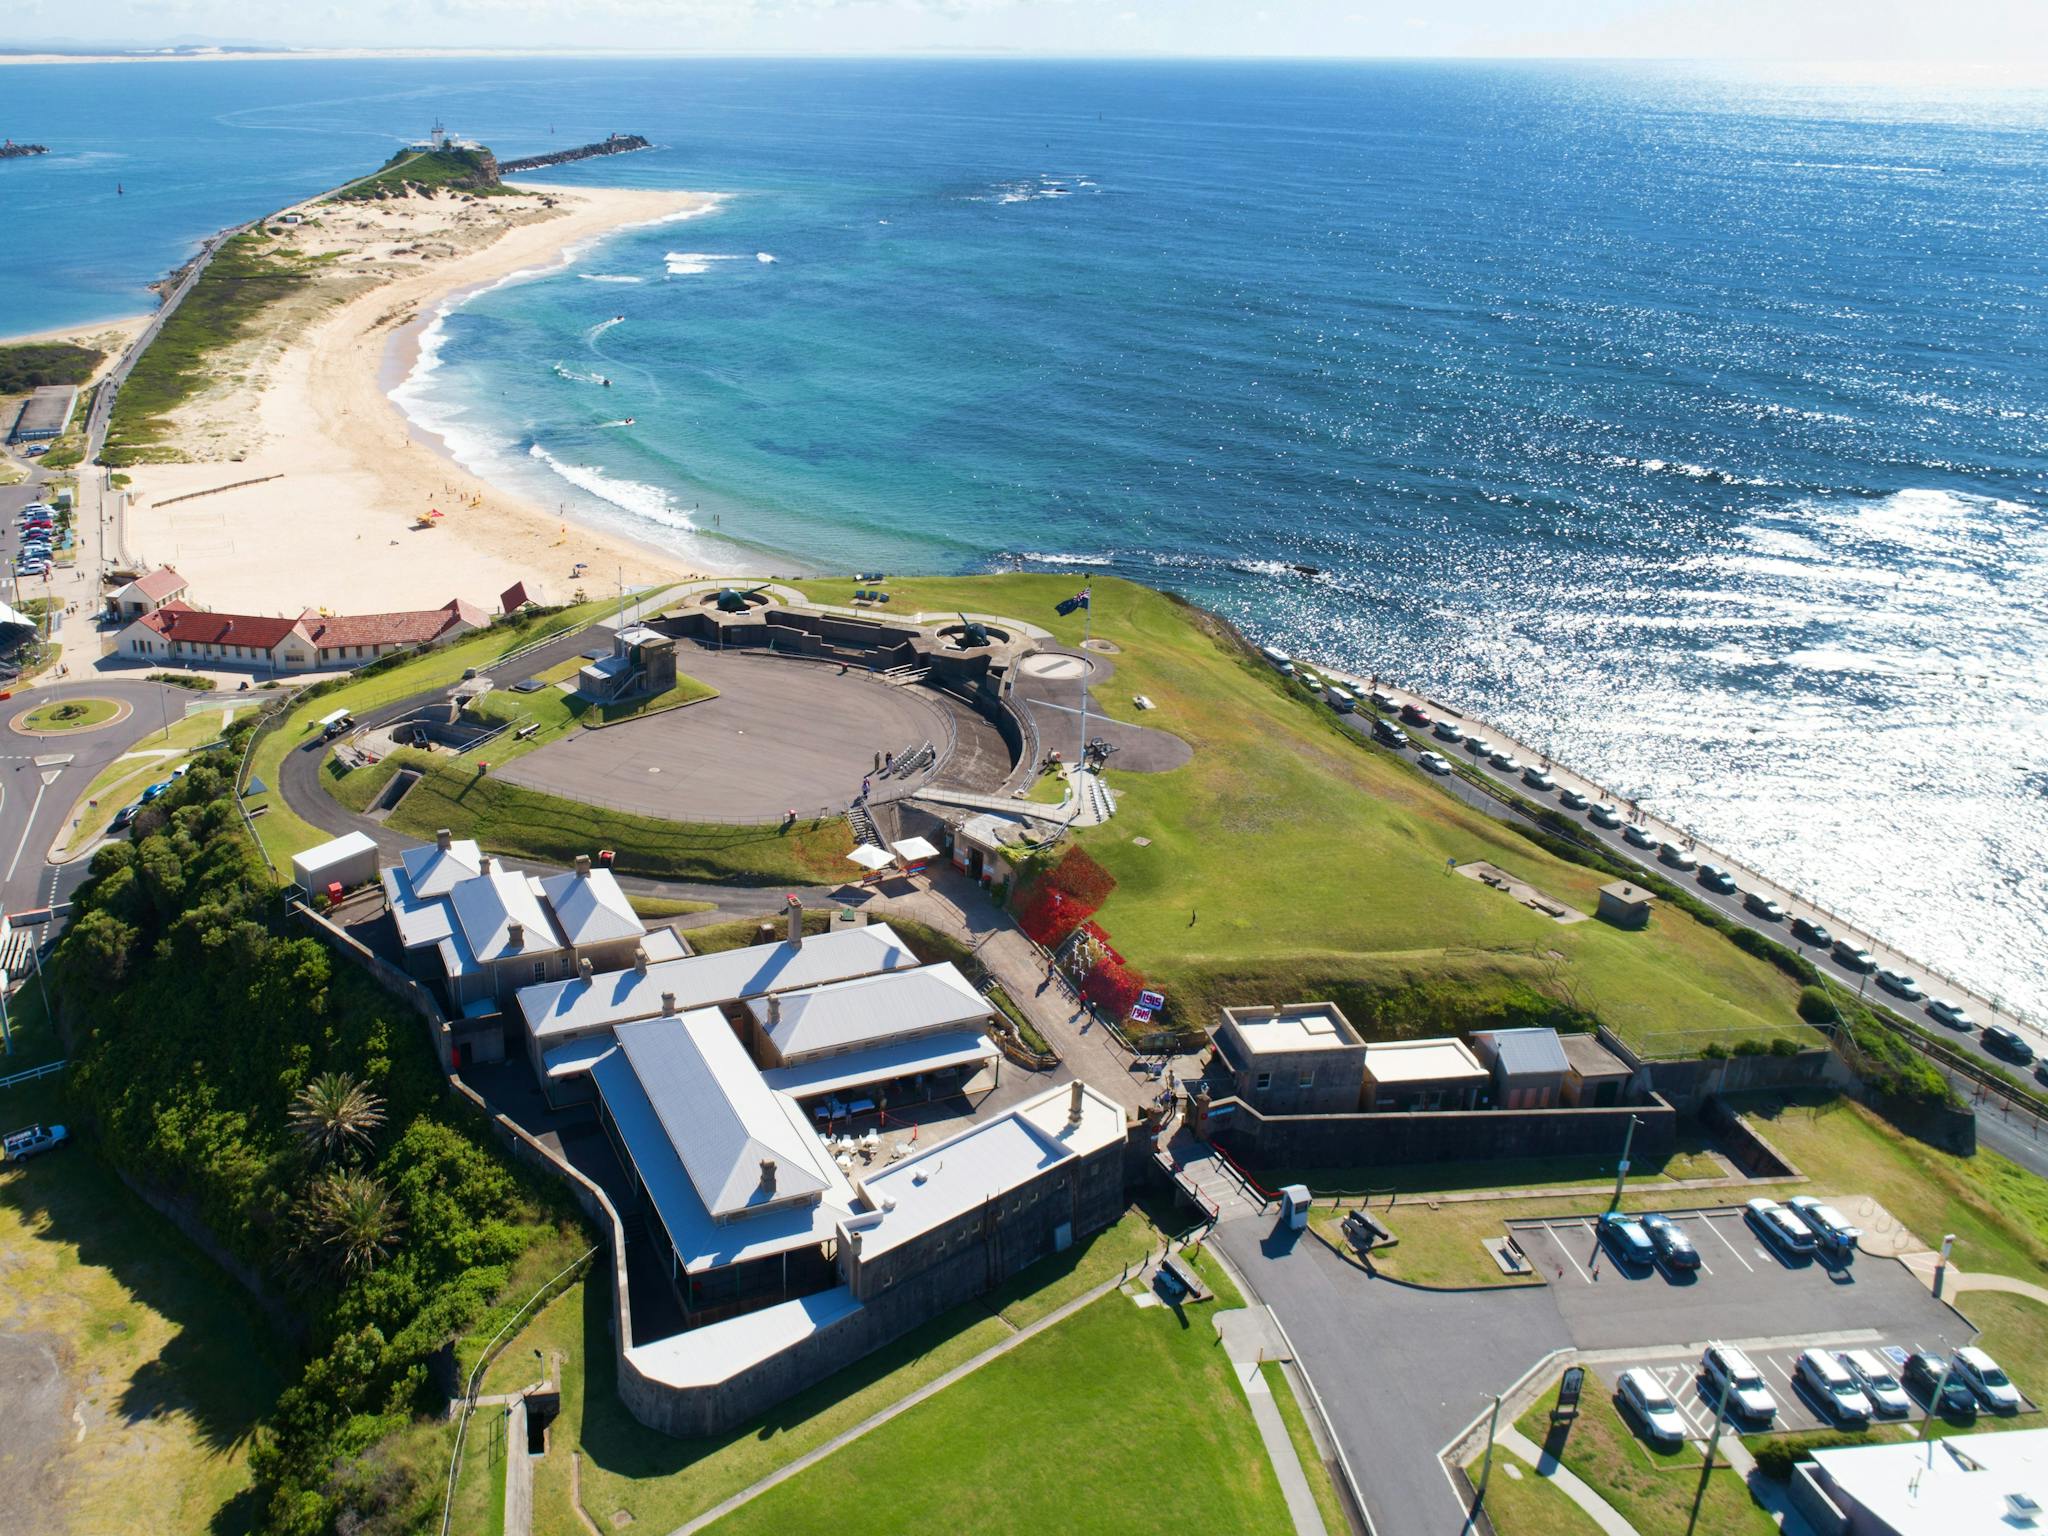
{"left": 665, "top": 252, "right": 743, "bottom": 276}
{"left": 578, "top": 273, "right": 643, "bottom": 284}
{"left": 527, "top": 444, "right": 696, "bottom": 531}
{"left": 587, "top": 316, "right": 626, "bottom": 340}
{"left": 1014, "top": 550, "right": 1115, "bottom": 567}
{"left": 551, "top": 362, "right": 608, "bottom": 385}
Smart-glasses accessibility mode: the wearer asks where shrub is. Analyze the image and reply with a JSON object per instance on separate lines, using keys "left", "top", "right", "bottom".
{"left": 1752, "top": 1430, "right": 1877, "bottom": 1480}
{"left": 1796, "top": 986, "right": 1837, "bottom": 1023}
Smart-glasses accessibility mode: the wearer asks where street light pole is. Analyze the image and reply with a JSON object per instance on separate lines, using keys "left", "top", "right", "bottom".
{"left": 1610, "top": 1113, "right": 1642, "bottom": 1211}
{"left": 1472, "top": 1393, "right": 1503, "bottom": 1513}
{"left": 1686, "top": 1362, "right": 1735, "bottom": 1536}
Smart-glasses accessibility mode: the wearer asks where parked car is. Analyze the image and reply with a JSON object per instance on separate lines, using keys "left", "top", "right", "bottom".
{"left": 111, "top": 802, "right": 141, "bottom": 831}
{"left": 1589, "top": 803, "right": 1623, "bottom": 829}
{"left": 1744, "top": 891, "right": 1786, "bottom": 922}
{"left": 1400, "top": 702, "right": 1433, "bottom": 727}
{"left": 1464, "top": 736, "right": 1495, "bottom": 758}
{"left": 1369, "top": 690, "right": 1400, "bottom": 713}
{"left": 1787, "top": 1196, "right": 1861, "bottom": 1253}
{"left": 1876, "top": 969, "right": 1923, "bottom": 1001}
{"left": 1832, "top": 939, "right": 1877, "bottom": 972}
{"left": 1522, "top": 766, "right": 1556, "bottom": 792}
{"left": 140, "top": 780, "right": 173, "bottom": 804}
{"left": 1372, "top": 719, "right": 1409, "bottom": 750}
{"left": 1836, "top": 1350, "right": 1912, "bottom": 1418}
{"left": 1791, "top": 916, "right": 1834, "bottom": 948}
{"left": 1622, "top": 823, "right": 1658, "bottom": 849}
{"left": 1, "top": 1123, "right": 70, "bottom": 1162}
{"left": 1950, "top": 1347, "right": 2022, "bottom": 1414}
{"left": 1559, "top": 788, "right": 1590, "bottom": 811}
{"left": 1983, "top": 1025, "right": 2035, "bottom": 1065}
{"left": 1903, "top": 1351, "right": 1977, "bottom": 1417}
{"left": 1596, "top": 1211, "right": 1657, "bottom": 1266}
{"left": 2035, "top": 1060, "right": 2048, "bottom": 1089}
{"left": 1797, "top": 1349, "right": 1874, "bottom": 1426}
{"left": 1659, "top": 843, "right": 1697, "bottom": 871}
{"left": 1745, "top": 1197, "right": 1817, "bottom": 1259}
{"left": 1926, "top": 998, "right": 1973, "bottom": 1031}
{"left": 1701, "top": 1345, "right": 1777, "bottom": 1423}
{"left": 1639, "top": 1212, "right": 1700, "bottom": 1271}
{"left": 1417, "top": 750, "right": 1452, "bottom": 775}
{"left": 1488, "top": 749, "right": 1522, "bottom": 773}
{"left": 1432, "top": 719, "right": 1463, "bottom": 742}
{"left": 1617, "top": 1369, "right": 1689, "bottom": 1445}
{"left": 1697, "top": 863, "right": 1737, "bottom": 894}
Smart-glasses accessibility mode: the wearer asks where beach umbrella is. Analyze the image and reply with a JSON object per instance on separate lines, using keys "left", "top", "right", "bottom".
{"left": 846, "top": 845, "right": 893, "bottom": 873}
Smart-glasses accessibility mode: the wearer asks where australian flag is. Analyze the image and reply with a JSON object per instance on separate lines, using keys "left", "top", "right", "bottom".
{"left": 1055, "top": 587, "right": 1091, "bottom": 617}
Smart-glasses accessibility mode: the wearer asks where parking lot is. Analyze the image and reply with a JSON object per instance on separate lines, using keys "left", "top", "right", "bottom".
{"left": 1506, "top": 1205, "right": 1976, "bottom": 1387}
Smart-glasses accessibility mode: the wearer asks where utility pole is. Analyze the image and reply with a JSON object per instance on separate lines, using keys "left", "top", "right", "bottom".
{"left": 1610, "top": 1113, "right": 1642, "bottom": 1211}
{"left": 1924, "top": 1351, "right": 1961, "bottom": 1460}
{"left": 1471, "top": 1393, "right": 1503, "bottom": 1513}
{"left": 1686, "top": 1360, "right": 1735, "bottom": 1536}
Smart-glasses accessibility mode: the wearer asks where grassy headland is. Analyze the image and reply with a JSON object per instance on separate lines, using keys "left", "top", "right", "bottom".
{"left": 0, "top": 338, "right": 105, "bottom": 391}
{"left": 328, "top": 145, "right": 510, "bottom": 201}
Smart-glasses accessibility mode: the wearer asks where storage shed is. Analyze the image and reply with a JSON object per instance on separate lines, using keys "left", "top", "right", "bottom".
{"left": 1597, "top": 881, "right": 1654, "bottom": 929}
{"left": 292, "top": 830, "right": 380, "bottom": 897}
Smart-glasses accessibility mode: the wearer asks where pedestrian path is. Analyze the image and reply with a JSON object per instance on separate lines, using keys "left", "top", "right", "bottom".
{"left": 1899, "top": 1252, "right": 2048, "bottom": 1307}
{"left": 1210, "top": 1306, "right": 1328, "bottom": 1536}
{"left": 1496, "top": 1425, "right": 1637, "bottom": 1536}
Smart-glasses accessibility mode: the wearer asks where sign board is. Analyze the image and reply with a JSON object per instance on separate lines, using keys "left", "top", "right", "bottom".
{"left": 1553, "top": 1366, "right": 1586, "bottom": 1423}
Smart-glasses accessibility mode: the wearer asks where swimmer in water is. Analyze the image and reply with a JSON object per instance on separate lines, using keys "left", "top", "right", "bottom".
{"left": 602, "top": 378, "right": 610, "bottom": 387}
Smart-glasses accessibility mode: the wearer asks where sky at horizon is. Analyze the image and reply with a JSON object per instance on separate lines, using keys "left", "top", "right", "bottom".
{"left": 5, "top": 0, "right": 2047, "bottom": 64}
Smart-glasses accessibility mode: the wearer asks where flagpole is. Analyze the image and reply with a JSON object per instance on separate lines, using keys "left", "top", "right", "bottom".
{"left": 1077, "top": 589, "right": 1090, "bottom": 774}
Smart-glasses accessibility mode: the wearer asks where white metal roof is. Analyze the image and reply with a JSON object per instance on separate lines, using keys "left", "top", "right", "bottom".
{"left": 627, "top": 1288, "right": 864, "bottom": 1389}
{"left": 1472, "top": 1027, "right": 1571, "bottom": 1078}
{"left": 1362, "top": 1037, "right": 1488, "bottom": 1085}
{"left": 538, "top": 866, "right": 644, "bottom": 947}
{"left": 848, "top": 1081, "right": 1122, "bottom": 1258}
{"left": 399, "top": 836, "right": 483, "bottom": 899}
{"left": 519, "top": 923, "right": 918, "bottom": 1043}
{"left": 449, "top": 865, "right": 563, "bottom": 961}
{"left": 542, "top": 1037, "right": 618, "bottom": 1080}
{"left": 382, "top": 865, "right": 455, "bottom": 950}
{"left": 748, "top": 963, "right": 990, "bottom": 1063}
{"left": 1223, "top": 1003, "right": 1362, "bottom": 1054}
{"left": 613, "top": 1013, "right": 834, "bottom": 1219}
{"left": 1808, "top": 1427, "right": 2048, "bottom": 1536}
{"left": 761, "top": 1031, "right": 998, "bottom": 1100}
{"left": 590, "top": 1025, "right": 855, "bottom": 1274}
{"left": 291, "top": 830, "right": 376, "bottom": 879}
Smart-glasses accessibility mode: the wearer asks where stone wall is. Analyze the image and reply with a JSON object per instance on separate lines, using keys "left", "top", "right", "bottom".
{"left": 1597, "top": 1025, "right": 1854, "bottom": 1113}
{"left": 1208, "top": 1093, "right": 1677, "bottom": 1171}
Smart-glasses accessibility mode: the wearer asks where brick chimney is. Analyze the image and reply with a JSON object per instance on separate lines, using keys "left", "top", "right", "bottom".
{"left": 480, "top": 855, "right": 495, "bottom": 875}
{"left": 767, "top": 993, "right": 782, "bottom": 1026}
{"left": 575, "top": 854, "right": 591, "bottom": 879}
{"left": 633, "top": 946, "right": 648, "bottom": 975}
{"left": 436, "top": 828, "right": 452, "bottom": 852}
{"left": 579, "top": 957, "right": 594, "bottom": 982}
{"left": 661, "top": 991, "right": 678, "bottom": 1017}
{"left": 1068, "top": 1080, "right": 1085, "bottom": 1125}
{"left": 785, "top": 894, "right": 804, "bottom": 947}
{"left": 759, "top": 1158, "right": 777, "bottom": 1195}
{"left": 506, "top": 919, "right": 523, "bottom": 949}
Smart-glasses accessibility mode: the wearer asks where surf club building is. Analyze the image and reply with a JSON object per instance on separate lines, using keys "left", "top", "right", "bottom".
{"left": 115, "top": 596, "right": 488, "bottom": 673}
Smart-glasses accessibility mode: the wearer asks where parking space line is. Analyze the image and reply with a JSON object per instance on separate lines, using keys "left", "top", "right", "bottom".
{"left": 1701, "top": 1215, "right": 1754, "bottom": 1271}
{"left": 1552, "top": 1234, "right": 1590, "bottom": 1285}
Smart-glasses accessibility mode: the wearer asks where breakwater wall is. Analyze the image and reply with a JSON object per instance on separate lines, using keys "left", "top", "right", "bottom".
{"left": 500, "top": 134, "right": 650, "bottom": 175}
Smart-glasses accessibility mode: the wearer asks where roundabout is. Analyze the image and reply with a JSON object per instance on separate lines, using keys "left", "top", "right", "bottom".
{"left": 10, "top": 697, "right": 131, "bottom": 736}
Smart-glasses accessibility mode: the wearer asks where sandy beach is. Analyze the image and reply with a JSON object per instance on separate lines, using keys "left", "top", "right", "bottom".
{"left": 116, "top": 180, "right": 719, "bottom": 616}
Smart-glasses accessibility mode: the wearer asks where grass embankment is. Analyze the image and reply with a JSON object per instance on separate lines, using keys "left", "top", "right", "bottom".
{"left": 0, "top": 339, "right": 105, "bottom": 391}
{"left": 0, "top": 993, "right": 285, "bottom": 1535}
{"left": 464, "top": 1208, "right": 1186, "bottom": 1534}
{"left": 1475, "top": 1452, "right": 1608, "bottom": 1536}
{"left": 793, "top": 576, "right": 1809, "bottom": 1060}
{"left": 103, "top": 230, "right": 313, "bottom": 465}
{"left": 1513, "top": 1374, "right": 1777, "bottom": 1536}
{"left": 1278, "top": 1147, "right": 1725, "bottom": 1199}
{"left": 242, "top": 598, "right": 623, "bottom": 870}
{"left": 704, "top": 1246, "right": 1291, "bottom": 1536}
{"left": 58, "top": 702, "right": 238, "bottom": 857}
{"left": 329, "top": 146, "right": 510, "bottom": 201}
{"left": 626, "top": 894, "right": 716, "bottom": 920}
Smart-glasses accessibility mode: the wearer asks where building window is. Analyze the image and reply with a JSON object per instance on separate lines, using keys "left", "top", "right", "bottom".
{"left": 1254, "top": 1072, "right": 1272, "bottom": 1092}
{"left": 1298, "top": 1068, "right": 1316, "bottom": 1088}
{"left": 531, "top": 960, "right": 546, "bottom": 983}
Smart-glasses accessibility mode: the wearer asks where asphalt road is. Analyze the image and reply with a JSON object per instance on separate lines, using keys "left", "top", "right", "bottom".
{"left": 0, "top": 677, "right": 194, "bottom": 913}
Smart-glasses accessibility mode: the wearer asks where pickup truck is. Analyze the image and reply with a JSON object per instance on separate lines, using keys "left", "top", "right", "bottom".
{"left": 2, "top": 1123, "right": 69, "bottom": 1162}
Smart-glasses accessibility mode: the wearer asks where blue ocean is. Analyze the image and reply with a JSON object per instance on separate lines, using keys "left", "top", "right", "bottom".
{"left": 4, "top": 59, "right": 2046, "bottom": 1016}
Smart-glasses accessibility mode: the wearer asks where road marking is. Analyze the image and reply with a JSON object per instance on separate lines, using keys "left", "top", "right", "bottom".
{"left": 1551, "top": 1232, "right": 1591, "bottom": 1284}
{"left": 5, "top": 776, "right": 48, "bottom": 883}
{"left": 1701, "top": 1215, "right": 1754, "bottom": 1271}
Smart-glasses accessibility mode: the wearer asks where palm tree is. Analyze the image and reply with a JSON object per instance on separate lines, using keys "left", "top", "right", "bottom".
{"left": 302, "top": 1171, "right": 403, "bottom": 1277}
{"left": 288, "top": 1072, "right": 386, "bottom": 1164}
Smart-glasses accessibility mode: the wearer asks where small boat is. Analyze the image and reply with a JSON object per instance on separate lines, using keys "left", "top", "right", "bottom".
{"left": 1291, "top": 563, "right": 1322, "bottom": 577}
{"left": 116, "top": 182, "right": 124, "bottom": 196}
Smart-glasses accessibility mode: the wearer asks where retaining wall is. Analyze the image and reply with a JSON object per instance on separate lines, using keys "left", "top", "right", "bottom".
{"left": 1206, "top": 1092, "right": 1678, "bottom": 1171}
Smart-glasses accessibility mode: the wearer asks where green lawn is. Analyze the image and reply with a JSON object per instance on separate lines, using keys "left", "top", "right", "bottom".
{"left": 469, "top": 1207, "right": 1171, "bottom": 1534}
{"left": 1725, "top": 1093, "right": 2048, "bottom": 1282}
{"left": 19, "top": 695, "right": 121, "bottom": 730}
{"left": 1473, "top": 1450, "right": 1607, "bottom": 1536}
{"left": 0, "top": 1069, "right": 287, "bottom": 1536}
{"left": 1261, "top": 1360, "right": 1351, "bottom": 1536}
{"left": 705, "top": 1247, "right": 1290, "bottom": 1536}
{"left": 1516, "top": 1374, "right": 1777, "bottom": 1536}
{"left": 793, "top": 576, "right": 1810, "bottom": 1060}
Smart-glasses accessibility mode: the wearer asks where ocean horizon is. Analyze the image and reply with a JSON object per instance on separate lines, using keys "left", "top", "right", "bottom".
{"left": 5, "top": 57, "right": 2046, "bottom": 1017}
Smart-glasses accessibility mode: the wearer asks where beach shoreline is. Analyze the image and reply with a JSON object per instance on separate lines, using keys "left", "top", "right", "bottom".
{"left": 118, "top": 180, "right": 728, "bottom": 615}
